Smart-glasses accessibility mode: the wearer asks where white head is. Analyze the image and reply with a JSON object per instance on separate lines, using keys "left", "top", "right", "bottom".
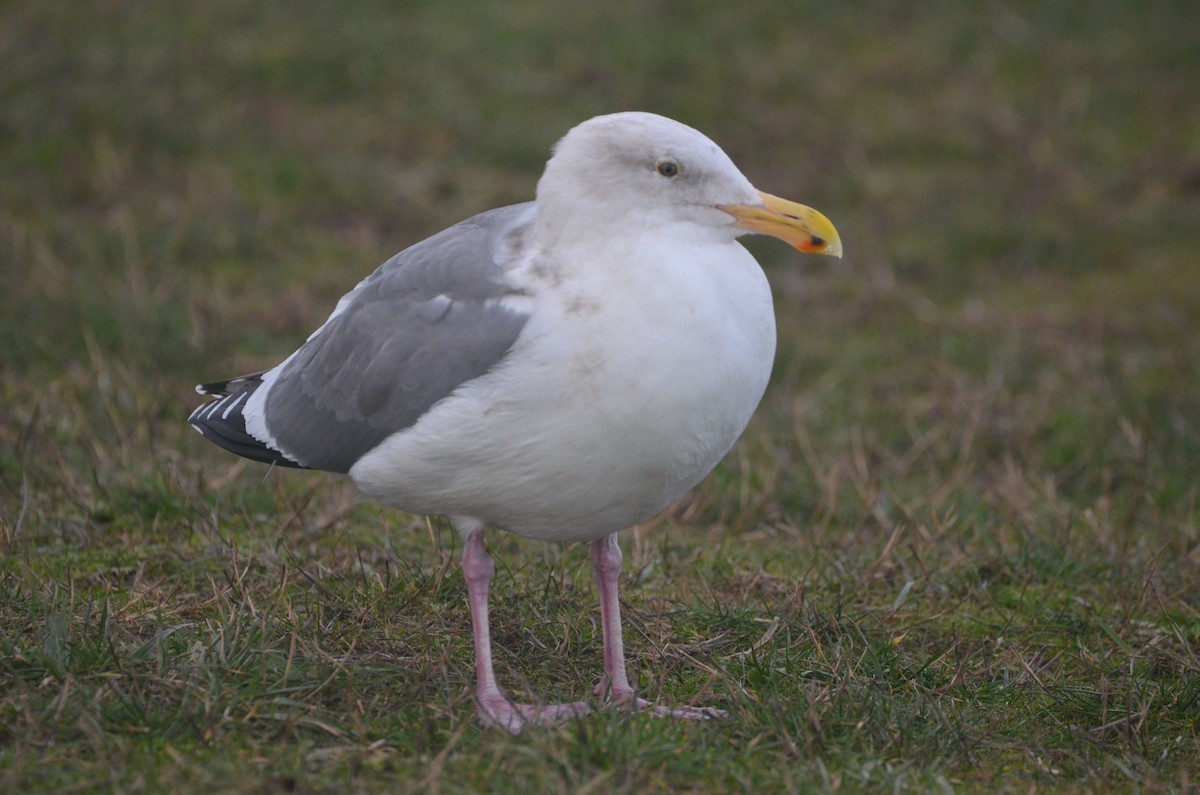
{"left": 535, "top": 112, "right": 842, "bottom": 256}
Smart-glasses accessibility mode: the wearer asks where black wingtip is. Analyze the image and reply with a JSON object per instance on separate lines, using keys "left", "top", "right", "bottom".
{"left": 189, "top": 378, "right": 308, "bottom": 470}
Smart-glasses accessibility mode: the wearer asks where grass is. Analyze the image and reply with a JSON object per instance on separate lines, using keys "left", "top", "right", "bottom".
{"left": 2, "top": 0, "right": 1199, "bottom": 791}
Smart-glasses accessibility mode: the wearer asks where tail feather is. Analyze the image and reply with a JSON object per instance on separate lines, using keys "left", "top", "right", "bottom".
{"left": 189, "top": 374, "right": 306, "bottom": 469}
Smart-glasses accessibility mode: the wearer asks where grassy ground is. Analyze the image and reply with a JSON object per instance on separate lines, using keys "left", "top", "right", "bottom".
{"left": 2, "top": 1, "right": 1199, "bottom": 792}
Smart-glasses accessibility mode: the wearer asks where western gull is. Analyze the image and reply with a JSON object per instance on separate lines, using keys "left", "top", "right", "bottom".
{"left": 189, "top": 111, "right": 842, "bottom": 733}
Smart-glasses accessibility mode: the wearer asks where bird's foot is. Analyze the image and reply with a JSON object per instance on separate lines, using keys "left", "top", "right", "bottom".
{"left": 476, "top": 696, "right": 592, "bottom": 734}
{"left": 619, "top": 697, "right": 726, "bottom": 721}
{"left": 598, "top": 685, "right": 727, "bottom": 721}
{"left": 643, "top": 702, "right": 727, "bottom": 720}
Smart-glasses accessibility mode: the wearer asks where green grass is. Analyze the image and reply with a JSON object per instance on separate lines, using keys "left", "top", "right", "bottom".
{"left": 2, "top": 1, "right": 1199, "bottom": 792}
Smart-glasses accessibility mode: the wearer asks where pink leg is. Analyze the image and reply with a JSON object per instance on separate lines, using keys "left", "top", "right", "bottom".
{"left": 591, "top": 534, "right": 726, "bottom": 720}
{"left": 462, "top": 529, "right": 590, "bottom": 733}
{"left": 590, "top": 534, "right": 636, "bottom": 702}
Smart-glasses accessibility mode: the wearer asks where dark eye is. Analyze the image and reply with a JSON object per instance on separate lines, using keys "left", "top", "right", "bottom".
{"left": 655, "top": 159, "right": 681, "bottom": 178}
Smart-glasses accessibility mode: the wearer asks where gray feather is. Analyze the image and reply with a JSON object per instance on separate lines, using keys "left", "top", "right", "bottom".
{"left": 262, "top": 203, "right": 536, "bottom": 472}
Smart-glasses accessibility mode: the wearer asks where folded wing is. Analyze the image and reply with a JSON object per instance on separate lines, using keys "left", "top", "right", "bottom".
{"left": 189, "top": 203, "right": 537, "bottom": 473}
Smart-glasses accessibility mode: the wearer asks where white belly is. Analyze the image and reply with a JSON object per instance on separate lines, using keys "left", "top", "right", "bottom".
{"left": 349, "top": 240, "right": 776, "bottom": 542}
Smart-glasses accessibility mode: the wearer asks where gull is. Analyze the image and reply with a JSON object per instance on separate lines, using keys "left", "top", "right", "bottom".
{"left": 189, "top": 111, "right": 842, "bottom": 733}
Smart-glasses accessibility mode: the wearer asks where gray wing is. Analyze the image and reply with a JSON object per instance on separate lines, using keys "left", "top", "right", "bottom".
{"left": 191, "top": 202, "right": 536, "bottom": 473}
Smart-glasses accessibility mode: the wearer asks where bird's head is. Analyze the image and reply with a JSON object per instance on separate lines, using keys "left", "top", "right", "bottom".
{"left": 536, "top": 111, "right": 842, "bottom": 258}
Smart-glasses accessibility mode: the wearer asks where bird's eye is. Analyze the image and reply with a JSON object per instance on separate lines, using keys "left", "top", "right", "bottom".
{"left": 655, "top": 160, "right": 681, "bottom": 178}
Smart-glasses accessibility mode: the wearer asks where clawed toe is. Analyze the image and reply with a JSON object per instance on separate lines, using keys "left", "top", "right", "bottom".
{"left": 647, "top": 703, "right": 727, "bottom": 720}
{"left": 599, "top": 690, "right": 726, "bottom": 721}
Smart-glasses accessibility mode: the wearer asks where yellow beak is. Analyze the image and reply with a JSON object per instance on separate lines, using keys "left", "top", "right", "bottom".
{"left": 720, "top": 191, "right": 843, "bottom": 258}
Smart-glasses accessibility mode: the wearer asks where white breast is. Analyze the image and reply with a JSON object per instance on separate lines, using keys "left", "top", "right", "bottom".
{"left": 349, "top": 235, "right": 776, "bottom": 543}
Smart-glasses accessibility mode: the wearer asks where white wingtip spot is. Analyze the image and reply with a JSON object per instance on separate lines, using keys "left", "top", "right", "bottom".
{"left": 221, "top": 391, "right": 248, "bottom": 419}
